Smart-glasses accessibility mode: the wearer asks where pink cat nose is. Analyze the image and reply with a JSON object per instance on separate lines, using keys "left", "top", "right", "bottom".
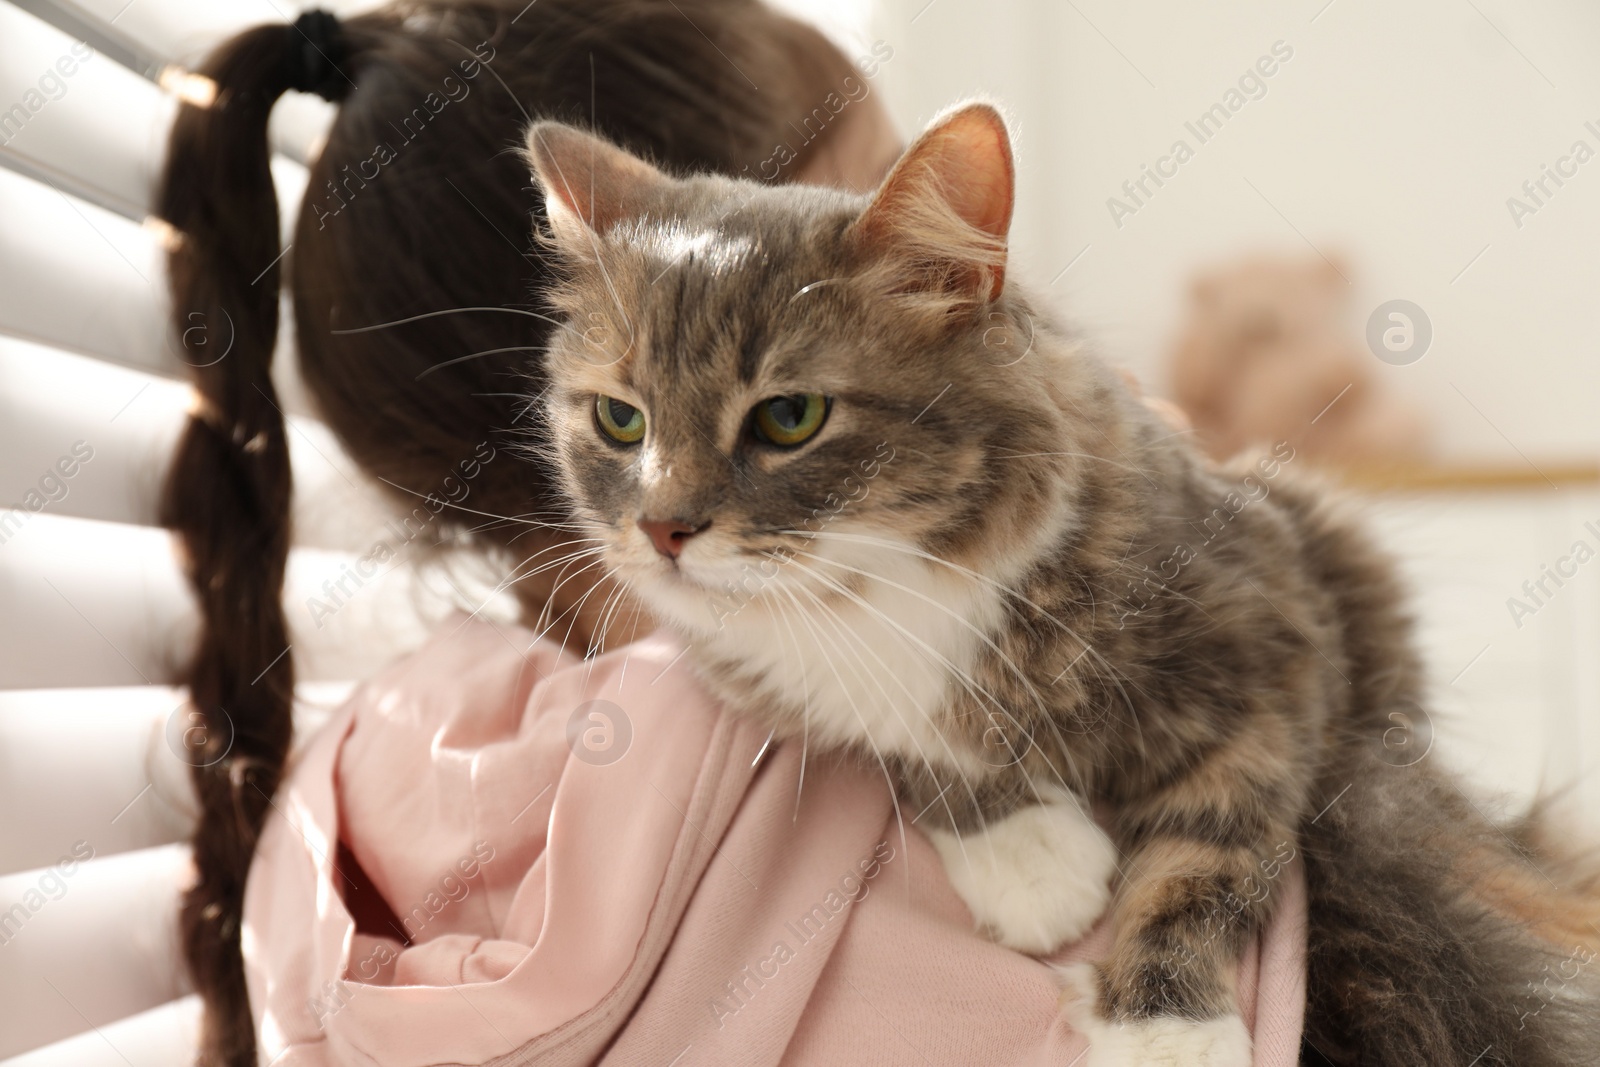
{"left": 638, "top": 518, "right": 708, "bottom": 560}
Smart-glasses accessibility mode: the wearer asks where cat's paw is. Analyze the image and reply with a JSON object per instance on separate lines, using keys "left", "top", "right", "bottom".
{"left": 1056, "top": 963, "right": 1253, "bottom": 1067}
{"left": 924, "top": 791, "right": 1116, "bottom": 953}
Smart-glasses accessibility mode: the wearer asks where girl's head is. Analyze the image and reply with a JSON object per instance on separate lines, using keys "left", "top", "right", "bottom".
{"left": 155, "top": 2, "right": 898, "bottom": 1061}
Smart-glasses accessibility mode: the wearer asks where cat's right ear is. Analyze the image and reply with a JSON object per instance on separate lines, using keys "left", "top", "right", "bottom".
{"left": 524, "top": 122, "right": 667, "bottom": 245}
{"left": 848, "top": 102, "right": 1015, "bottom": 303}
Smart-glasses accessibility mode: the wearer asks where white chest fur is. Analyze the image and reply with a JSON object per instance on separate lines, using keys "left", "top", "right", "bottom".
{"left": 701, "top": 544, "right": 1005, "bottom": 777}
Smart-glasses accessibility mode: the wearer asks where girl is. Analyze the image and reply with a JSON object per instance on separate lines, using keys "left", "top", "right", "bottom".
{"left": 157, "top": 1, "right": 906, "bottom": 1061}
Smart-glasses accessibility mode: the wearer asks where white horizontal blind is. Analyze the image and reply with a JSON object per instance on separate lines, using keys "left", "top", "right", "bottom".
{"left": 0, "top": 845, "right": 190, "bottom": 1059}
{"left": 1, "top": 996, "right": 201, "bottom": 1067}
{"left": 0, "top": 682, "right": 351, "bottom": 876}
{"left": 1, "top": 1, "right": 178, "bottom": 218}
{"left": 41, "top": 0, "right": 360, "bottom": 163}
{"left": 0, "top": 334, "right": 415, "bottom": 544}
{"left": 0, "top": 1, "right": 480, "bottom": 1061}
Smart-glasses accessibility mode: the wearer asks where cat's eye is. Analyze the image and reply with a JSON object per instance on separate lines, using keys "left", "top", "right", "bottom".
{"left": 595, "top": 395, "right": 645, "bottom": 444}
{"left": 752, "top": 394, "right": 829, "bottom": 447}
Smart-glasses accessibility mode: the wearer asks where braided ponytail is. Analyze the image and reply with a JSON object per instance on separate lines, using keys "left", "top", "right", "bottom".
{"left": 156, "top": 14, "right": 354, "bottom": 1065}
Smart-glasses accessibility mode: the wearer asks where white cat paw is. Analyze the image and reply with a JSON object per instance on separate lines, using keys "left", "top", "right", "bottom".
{"left": 1056, "top": 963, "right": 1253, "bottom": 1067}
{"left": 924, "top": 791, "right": 1116, "bottom": 953}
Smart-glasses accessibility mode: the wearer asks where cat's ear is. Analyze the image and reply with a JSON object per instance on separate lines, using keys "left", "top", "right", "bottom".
{"left": 850, "top": 102, "right": 1014, "bottom": 302}
{"left": 524, "top": 121, "right": 667, "bottom": 243}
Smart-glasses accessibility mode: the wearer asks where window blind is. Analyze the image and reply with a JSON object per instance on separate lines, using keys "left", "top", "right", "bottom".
{"left": 0, "top": 2, "right": 456, "bottom": 1060}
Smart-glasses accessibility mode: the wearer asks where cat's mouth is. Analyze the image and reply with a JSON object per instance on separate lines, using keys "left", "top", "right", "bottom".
{"left": 605, "top": 539, "right": 722, "bottom": 592}
{"left": 614, "top": 535, "right": 804, "bottom": 602}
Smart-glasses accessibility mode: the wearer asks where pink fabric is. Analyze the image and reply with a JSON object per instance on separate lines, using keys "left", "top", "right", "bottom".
{"left": 244, "top": 614, "right": 1306, "bottom": 1066}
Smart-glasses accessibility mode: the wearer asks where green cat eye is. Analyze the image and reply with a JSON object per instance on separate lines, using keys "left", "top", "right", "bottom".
{"left": 753, "top": 394, "right": 829, "bottom": 447}
{"left": 595, "top": 395, "right": 645, "bottom": 444}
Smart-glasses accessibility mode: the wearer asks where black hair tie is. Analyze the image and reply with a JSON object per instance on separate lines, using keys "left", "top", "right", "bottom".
{"left": 286, "top": 9, "right": 350, "bottom": 102}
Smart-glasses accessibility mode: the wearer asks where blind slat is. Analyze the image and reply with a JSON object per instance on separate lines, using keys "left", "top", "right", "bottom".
{"left": 1, "top": 2, "right": 318, "bottom": 214}
{"left": 0, "top": 166, "right": 167, "bottom": 375}
{"left": 0, "top": 994, "right": 200, "bottom": 1067}
{"left": 0, "top": 335, "right": 181, "bottom": 529}
{"left": 0, "top": 157, "right": 306, "bottom": 374}
{"left": 45, "top": 0, "right": 350, "bottom": 164}
{"left": 0, "top": 844, "right": 189, "bottom": 1060}
{"left": 0, "top": 2, "right": 171, "bottom": 218}
{"left": 0, "top": 681, "right": 351, "bottom": 876}
{"left": 0, "top": 511, "right": 472, "bottom": 690}
{"left": 0, "top": 333, "right": 405, "bottom": 549}
{"left": 0, "top": 514, "right": 193, "bottom": 689}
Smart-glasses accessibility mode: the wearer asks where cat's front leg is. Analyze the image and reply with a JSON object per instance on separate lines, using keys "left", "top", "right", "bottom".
{"left": 1056, "top": 769, "right": 1300, "bottom": 1067}
{"left": 923, "top": 785, "right": 1118, "bottom": 953}
{"left": 1057, "top": 961, "right": 1252, "bottom": 1067}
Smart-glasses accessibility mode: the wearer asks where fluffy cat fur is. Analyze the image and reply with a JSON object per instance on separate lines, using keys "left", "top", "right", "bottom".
{"left": 521, "top": 104, "right": 1600, "bottom": 1065}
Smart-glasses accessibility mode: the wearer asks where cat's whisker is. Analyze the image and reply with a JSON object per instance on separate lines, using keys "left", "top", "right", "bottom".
{"left": 788, "top": 547, "right": 1056, "bottom": 723}
{"left": 619, "top": 577, "right": 648, "bottom": 659}
{"left": 556, "top": 575, "right": 609, "bottom": 655}
{"left": 1148, "top": 425, "right": 1200, "bottom": 445}
{"left": 581, "top": 578, "right": 625, "bottom": 658}
{"left": 775, "top": 555, "right": 1000, "bottom": 716}
{"left": 777, "top": 562, "right": 1038, "bottom": 769}
{"left": 452, "top": 543, "right": 609, "bottom": 631}
{"left": 529, "top": 556, "right": 612, "bottom": 649}
{"left": 764, "top": 580, "right": 909, "bottom": 884}
{"left": 785, "top": 529, "right": 1147, "bottom": 740}
{"left": 329, "top": 304, "right": 585, "bottom": 341}
{"left": 501, "top": 543, "right": 610, "bottom": 588}
{"left": 415, "top": 345, "right": 546, "bottom": 382}
{"left": 524, "top": 544, "right": 608, "bottom": 615}
{"left": 777, "top": 562, "right": 990, "bottom": 843}
{"left": 990, "top": 447, "right": 1162, "bottom": 479}
{"left": 376, "top": 475, "right": 578, "bottom": 533}
{"left": 786, "top": 277, "right": 848, "bottom": 305}
{"left": 1056, "top": 392, "right": 1165, "bottom": 491}
{"left": 433, "top": 543, "right": 607, "bottom": 648}
{"left": 780, "top": 563, "right": 979, "bottom": 812}
{"left": 516, "top": 532, "right": 608, "bottom": 553}
{"left": 836, "top": 555, "right": 1151, "bottom": 771}
{"left": 780, "top": 578, "right": 988, "bottom": 871}
{"left": 599, "top": 581, "right": 636, "bottom": 654}
{"left": 482, "top": 548, "right": 612, "bottom": 630}
{"left": 580, "top": 579, "right": 632, "bottom": 680}
{"left": 550, "top": 174, "right": 639, "bottom": 367}
{"left": 484, "top": 522, "right": 598, "bottom": 546}
{"left": 804, "top": 589, "right": 1048, "bottom": 828}
{"left": 775, "top": 554, "right": 1000, "bottom": 752}
{"left": 782, "top": 550, "right": 1093, "bottom": 806}
{"left": 465, "top": 514, "right": 585, "bottom": 536}
{"left": 762, "top": 583, "right": 814, "bottom": 823}
{"left": 587, "top": 569, "right": 643, "bottom": 663}
{"left": 518, "top": 381, "right": 555, "bottom": 406}
{"left": 473, "top": 543, "right": 604, "bottom": 627}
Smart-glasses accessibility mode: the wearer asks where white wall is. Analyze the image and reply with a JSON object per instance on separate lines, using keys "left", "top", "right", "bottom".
{"left": 847, "top": 0, "right": 1600, "bottom": 464}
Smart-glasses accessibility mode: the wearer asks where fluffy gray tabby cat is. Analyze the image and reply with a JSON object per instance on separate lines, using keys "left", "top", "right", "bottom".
{"left": 521, "top": 104, "right": 1600, "bottom": 1065}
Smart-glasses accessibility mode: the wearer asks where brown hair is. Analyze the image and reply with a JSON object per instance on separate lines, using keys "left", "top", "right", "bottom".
{"left": 155, "top": 2, "right": 857, "bottom": 1061}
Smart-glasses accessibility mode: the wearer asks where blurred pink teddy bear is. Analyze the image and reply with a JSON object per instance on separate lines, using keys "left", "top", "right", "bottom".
{"left": 1169, "top": 253, "right": 1427, "bottom": 465}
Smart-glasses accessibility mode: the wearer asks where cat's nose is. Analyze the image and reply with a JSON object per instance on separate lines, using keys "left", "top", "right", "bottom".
{"left": 638, "top": 517, "right": 709, "bottom": 560}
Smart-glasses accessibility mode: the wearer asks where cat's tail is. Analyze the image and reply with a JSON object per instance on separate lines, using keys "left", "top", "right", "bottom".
{"left": 1300, "top": 749, "right": 1600, "bottom": 1067}
{"left": 1500, "top": 795, "right": 1600, "bottom": 955}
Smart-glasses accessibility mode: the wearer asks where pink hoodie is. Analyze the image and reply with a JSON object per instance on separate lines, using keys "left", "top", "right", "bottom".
{"left": 243, "top": 614, "right": 1307, "bottom": 1065}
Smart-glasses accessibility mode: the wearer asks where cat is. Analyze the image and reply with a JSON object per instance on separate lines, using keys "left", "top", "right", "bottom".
{"left": 520, "top": 104, "right": 1600, "bottom": 1065}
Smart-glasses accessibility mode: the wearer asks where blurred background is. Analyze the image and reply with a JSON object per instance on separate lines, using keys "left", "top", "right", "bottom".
{"left": 1, "top": 0, "right": 1597, "bottom": 1062}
